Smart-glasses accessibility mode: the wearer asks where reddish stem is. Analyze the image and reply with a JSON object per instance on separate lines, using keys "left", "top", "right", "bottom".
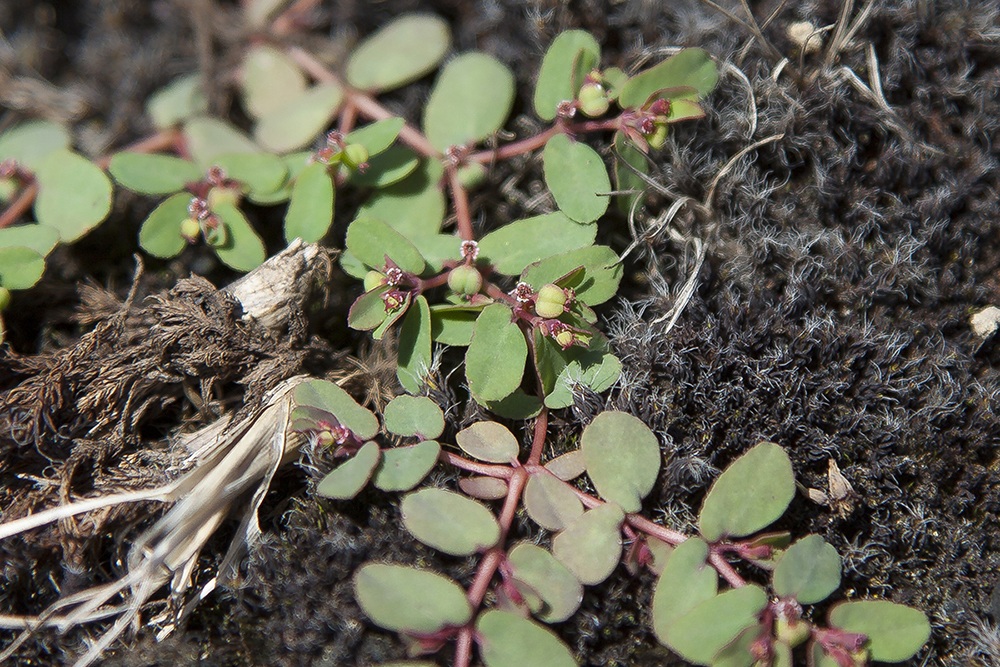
{"left": 526, "top": 408, "right": 549, "bottom": 466}
{"left": 446, "top": 165, "right": 475, "bottom": 241}
{"left": 440, "top": 451, "right": 514, "bottom": 479}
{"left": 0, "top": 183, "right": 37, "bottom": 230}
{"left": 270, "top": 0, "right": 322, "bottom": 36}
{"left": 338, "top": 99, "right": 359, "bottom": 136}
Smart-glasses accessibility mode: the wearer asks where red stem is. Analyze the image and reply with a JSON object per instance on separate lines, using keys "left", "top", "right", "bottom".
{"left": 270, "top": 0, "right": 322, "bottom": 36}
{"left": 338, "top": 99, "right": 359, "bottom": 136}
{"left": 526, "top": 408, "right": 548, "bottom": 466}
{"left": 446, "top": 164, "right": 475, "bottom": 241}
{"left": 0, "top": 183, "right": 37, "bottom": 230}
{"left": 440, "top": 452, "right": 514, "bottom": 479}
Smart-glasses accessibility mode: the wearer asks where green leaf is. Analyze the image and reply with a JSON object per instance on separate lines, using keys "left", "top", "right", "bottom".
{"left": 507, "top": 543, "right": 584, "bottom": 623}
{"left": 663, "top": 585, "right": 768, "bottom": 665}
{"left": 249, "top": 151, "right": 311, "bottom": 205}
{"left": 33, "top": 150, "right": 112, "bottom": 243}
{"left": 533, "top": 30, "right": 601, "bottom": 121}
{"left": 358, "top": 160, "right": 446, "bottom": 241}
{"left": 354, "top": 564, "right": 471, "bottom": 634}
{"left": 580, "top": 411, "right": 660, "bottom": 513}
{"left": 147, "top": 73, "right": 208, "bottom": 130}
{"left": 477, "top": 610, "right": 577, "bottom": 667}
{"left": 210, "top": 202, "right": 266, "bottom": 272}
{"left": 602, "top": 67, "right": 628, "bottom": 100}
{"left": 241, "top": 45, "right": 307, "bottom": 119}
{"left": 348, "top": 286, "right": 392, "bottom": 331}
{"left": 521, "top": 245, "right": 622, "bottom": 306}
{"left": 711, "top": 625, "right": 766, "bottom": 667}
{"left": 0, "top": 246, "right": 45, "bottom": 289}
{"left": 373, "top": 440, "right": 441, "bottom": 492}
{"left": 613, "top": 131, "right": 649, "bottom": 213}
{"left": 618, "top": 48, "right": 719, "bottom": 108}
{"left": 139, "top": 192, "right": 190, "bottom": 258}
{"left": 283, "top": 161, "right": 334, "bottom": 243}
{"left": 411, "top": 233, "right": 461, "bottom": 273}
{"left": 346, "top": 14, "right": 451, "bottom": 92}
{"left": 0, "top": 120, "right": 70, "bottom": 170}
{"left": 478, "top": 212, "right": 597, "bottom": 276}
{"left": 372, "top": 292, "right": 413, "bottom": 341}
{"left": 254, "top": 83, "right": 344, "bottom": 153}
{"left": 384, "top": 395, "right": 444, "bottom": 439}
{"left": 401, "top": 488, "right": 500, "bottom": 556}
{"left": 698, "top": 442, "right": 795, "bottom": 542}
{"left": 523, "top": 473, "right": 583, "bottom": 532}
{"left": 293, "top": 378, "right": 379, "bottom": 440}
{"left": 483, "top": 389, "right": 544, "bottom": 420}
{"left": 345, "top": 215, "right": 426, "bottom": 274}
{"left": 423, "top": 52, "right": 515, "bottom": 152}
{"left": 542, "top": 134, "right": 611, "bottom": 223}
{"left": 109, "top": 152, "right": 201, "bottom": 195}
{"left": 807, "top": 641, "right": 841, "bottom": 667}
{"left": 396, "top": 295, "right": 433, "bottom": 393}
{"left": 828, "top": 601, "right": 931, "bottom": 662}
{"left": 346, "top": 118, "right": 405, "bottom": 157}
{"left": 348, "top": 145, "right": 420, "bottom": 188}
{"left": 652, "top": 537, "right": 718, "bottom": 641}
{"left": 184, "top": 117, "right": 260, "bottom": 168}
{"left": 466, "top": 304, "right": 527, "bottom": 402}
{"left": 0, "top": 224, "right": 60, "bottom": 257}
{"left": 551, "top": 503, "right": 624, "bottom": 585}
{"left": 211, "top": 152, "right": 288, "bottom": 196}
{"left": 430, "top": 304, "right": 480, "bottom": 346}
{"left": 544, "top": 450, "right": 586, "bottom": 481}
{"left": 456, "top": 421, "right": 519, "bottom": 463}
{"left": 459, "top": 476, "right": 508, "bottom": 500}
{"left": 772, "top": 535, "right": 841, "bottom": 605}
{"left": 316, "top": 441, "right": 380, "bottom": 499}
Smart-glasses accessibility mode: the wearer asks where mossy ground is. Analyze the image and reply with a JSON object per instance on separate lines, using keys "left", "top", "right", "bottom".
{"left": 1, "top": 0, "right": 999, "bottom": 665}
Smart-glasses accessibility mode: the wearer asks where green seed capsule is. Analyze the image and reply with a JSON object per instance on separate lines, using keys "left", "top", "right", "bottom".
{"left": 363, "top": 270, "right": 386, "bottom": 291}
{"left": 577, "top": 82, "right": 610, "bottom": 118}
{"left": 535, "top": 283, "right": 567, "bottom": 318}
{"left": 179, "top": 217, "right": 202, "bottom": 242}
{"left": 646, "top": 123, "right": 668, "bottom": 150}
{"left": 447, "top": 265, "right": 483, "bottom": 296}
{"left": 207, "top": 186, "right": 239, "bottom": 209}
{"left": 0, "top": 287, "right": 11, "bottom": 312}
{"left": 342, "top": 143, "right": 370, "bottom": 169}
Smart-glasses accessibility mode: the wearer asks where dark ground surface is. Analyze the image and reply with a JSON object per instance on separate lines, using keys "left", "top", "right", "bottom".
{"left": 1, "top": 0, "right": 1000, "bottom": 665}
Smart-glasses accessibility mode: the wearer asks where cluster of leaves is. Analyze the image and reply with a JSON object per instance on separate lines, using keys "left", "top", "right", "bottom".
{"left": 291, "top": 379, "right": 930, "bottom": 667}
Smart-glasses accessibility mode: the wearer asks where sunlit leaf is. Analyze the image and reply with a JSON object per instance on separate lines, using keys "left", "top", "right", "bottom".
{"left": 346, "top": 117, "right": 405, "bottom": 157}
{"left": 544, "top": 450, "right": 586, "bottom": 481}
{"left": 828, "top": 600, "right": 931, "bottom": 662}
{"left": 211, "top": 152, "right": 288, "bottom": 196}
{"left": 423, "top": 52, "right": 515, "bottom": 152}
{"left": 0, "top": 224, "right": 60, "bottom": 257}
{"left": 358, "top": 160, "right": 446, "bottom": 241}
{"left": 354, "top": 563, "right": 471, "bottom": 634}
{"left": 346, "top": 14, "right": 451, "bottom": 92}
{"left": 397, "top": 295, "right": 433, "bottom": 393}
{"left": 477, "top": 610, "right": 577, "bottom": 667}
{"left": 249, "top": 151, "right": 310, "bottom": 205}
{"left": 383, "top": 395, "right": 444, "bottom": 439}
{"left": 533, "top": 30, "right": 601, "bottom": 121}
{"left": 283, "top": 161, "right": 333, "bottom": 242}
{"left": 346, "top": 215, "right": 426, "bottom": 274}
{"left": 0, "top": 120, "right": 70, "bottom": 170}
{"left": 348, "top": 145, "right": 420, "bottom": 188}
{"left": 147, "top": 73, "right": 208, "bottom": 130}
{"left": 652, "top": 537, "right": 718, "bottom": 641}
{"left": 580, "top": 411, "right": 660, "bottom": 513}
{"left": 613, "top": 131, "right": 649, "bottom": 213}
{"left": 293, "top": 378, "right": 379, "bottom": 440}
{"left": 109, "top": 152, "right": 200, "bottom": 195}
{"left": 33, "top": 150, "right": 112, "bottom": 243}
{"left": 662, "top": 585, "right": 768, "bottom": 665}
{"left": 430, "top": 304, "right": 480, "bottom": 346}
{"left": 521, "top": 245, "right": 622, "bottom": 306}
{"left": 523, "top": 473, "right": 583, "bottom": 532}
{"left": 698, "top": 442, "right": 795, "bottom": 542}
{"left": 618, "top": 48, "right": 719, "bottom": 109}
{"left": 551, "top": 503, "right": 624, "bottom": 585}
{"left": 459, "top": 476, "right": 508, "bottom": 500}
{"left": 316, "top": 441, "right": 380, "bottom": 499}
{"left": 185, "top": 117, "right": 261, "bottom": 168}
{"left": 456, "top": 421, "right": 519, "bottom": 463}
{"left": 139, "top": 192, "right": 190, "bottom": 258}
{"left": 210, "top": 202, "right": 266, "bottom": 271}
{"left": 401, "top": 487, "right": 500, "bottom": 556}
{"left": 241, "top": 45, "right": 307, "bottom": 119}
{"left": 507, "top": 543, "right": 584, "bottom": 623}
{"left": 254, "top": 83, "right": 344, "bottom": 153}
{"left": 373, "top": 440, "right": 441, "bottom": 492}
{"left": 772, "top": 535, "right": 841, "bottom": 604}
{"left": 348, "top": 285, "right": 391, "bottom": 331}
{"left": 478, "top": 211, "right": 596, "bottom": 276}
{"left": 411, "top": 233, "right": 461, "bottom": 273}
{"left": 466, "top": 304, "right": 527, "bottom": 402}
{"left": 543, "top": 133, "right": 610, "bottom": 223}
{"left": 0, "top": 246, "right": 45, "bottom": 289}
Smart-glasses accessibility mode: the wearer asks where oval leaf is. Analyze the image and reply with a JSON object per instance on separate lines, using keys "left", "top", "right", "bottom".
{"left": 772, "top": 535, "right": 841, "bottom": 605}
{"left": 348, "top": 145, "right": 421, "bottom": 188}
{"left": 523, "top": 473, "right": 584, "bottom": 532}
{"left": 293, "top": 379, "right": 379, "bottom": 440}
{"left": 507, "top": 543, "right": 584, "bottom": 623}
{"left": 241, "top": 45, "right": 307, "bottom": 119}
{"left": 109, "top": 152, "right": 201, "bottom": 195}
{"left": 0, "top": 246, "right": 45, "bottom": 289}
{"left": 346, "top": 215, "right": 426, "bottom": 274}
{"left": 520, "top": 245, "right": 622, "bottom": 306}
{"left": 652, "top": 537, "right": 718, "bottom": 642}
{"left": 316, "top": 441, "right": 380, "bottom": 499}
{"left": 580, "top": 411, "right": 660, "bottom": 513}
{"left": 476, "top": 610, "right": 577, "bottom": 667}
{"left": 211, "top": 202, "right": 266, "bottom": 272}
{"left": 348, "top": 285, "right": 392, "bottom": 331}
{"left": 533, "top": 30, "right": 601, "bottom": 121}
{"left": 345, "top": 118, "right": 406, "bottom": 157}
{"left": 184, "top": 117, "right": 260, "bottom": 168}
{"left": 33, "top": 150, "right": 112, "bottom": 243}
{"left": 139, "top": 192, "right": 190, "bottom": 258}
{"left": 456, "top": 421, "right": 519, "bottom": 463}
{"left": 430, "top": 304, "right": 479, "bottom": 346}
{"left": 828, "top": 600, "right": 931, "bottom": 662}
{"left": 0, "top": 120, "right": 70, "bottom": 170}
{"left": 551, "top": 503, "right": 624, "bottom": 585}
{"left": 397, "top": 295, "right": 433, "bottom": 393}
{"left": 211, "top": 152, "right": 288, "bottom": 196}
{"left": 618, "top": 48, "right": 719, "bottom": 109}
{"left": 147, "top": 74, "right": 208, "bottom": 130}
{"left": 466, "top": 304, "right": 527, "bottom": 402}
{"left": 459, "top": 476, "right": 508, "bottom": 500}
{"left": 662, "top": 585, "right": 768, "bottom": 665}
{"left": 613, "top": 131, "right": 649, "bottom": 213}
{"left": 346, "top": 14, "right": 451, "bottom": 92}
{"left": 358, "top": 160, "right": 446, "bottom": 241}
{"left": 0, "top": 224, "right": 60, "bottom": 257}
{"left": 373, "top": 440, "right": 441, "bottom": 492}
{"left": 423, "top": 52, "right": 515, "bottom": 152}
{"left": 384, "top": 395, "right": 444, "bottom": 439}
{"left": 283, "top": 161, "right": 334, "bottom": 242}
{"left": 543, "top": 134, "right": 611, "bottom": 223}
{"left": 354, "top": 564, "right": 471, "bottom": 634}
{"left": 698, "top": 442, "right": 795, "bottom": 542}
{"left": 401, "top": 488, "right": 501, "bottom": 556}
{"left": 544, "top": 450, "right": 586, "bottom": 481}
{"left": 254, "top": 83, "right": 344, "bottom": 153}
{"left": 478, "top": 211, "right": 596, "bottom": 276}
